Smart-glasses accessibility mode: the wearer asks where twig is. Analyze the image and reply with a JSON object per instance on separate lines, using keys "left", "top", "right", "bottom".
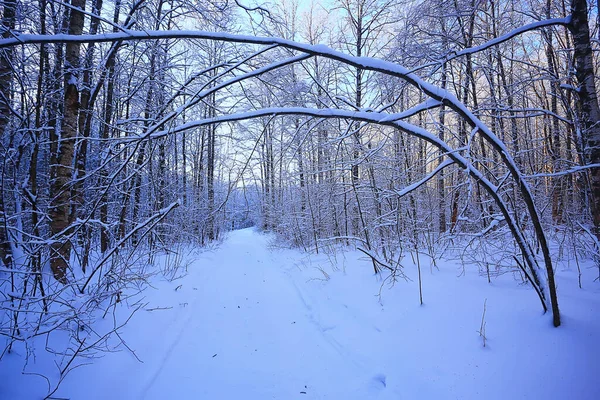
{"left": 145, "top": 306, "right": 173, "bottom": 312}
{"left": 357, "top": 247, "right": 394, "bottom": 272}
{"left": 478, "top": 299, "right": 487, "bottom": 347}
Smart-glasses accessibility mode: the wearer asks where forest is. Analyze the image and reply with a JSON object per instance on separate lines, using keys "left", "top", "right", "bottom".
{"left": 0, "top": 0, "right": 599, "bottom": 398}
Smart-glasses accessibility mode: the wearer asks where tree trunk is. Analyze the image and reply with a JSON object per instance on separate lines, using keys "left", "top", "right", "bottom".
{"left": 206, "top": 96, "right": 216, "bottom": 240}
{"left": 569, "top": 0, "right": 600, "bottom": 239}
{"left": 48, "top": 0, "right": 86, "bottom": 283}
{"left": 437, "top": 57, "right": 447, "bottom": 233}
{"left": 545, "top": 0, "right": 564, "bottom": 224}
{"left": 71, "top": 0, "right": 103, "bottom": 228}
{"left": 0, "top": 0, "right": 16, "bottom": 268}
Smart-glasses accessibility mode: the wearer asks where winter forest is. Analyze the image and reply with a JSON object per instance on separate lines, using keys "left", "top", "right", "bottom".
{"left": 1, "top": 0, "right": 599, "bottom": 398}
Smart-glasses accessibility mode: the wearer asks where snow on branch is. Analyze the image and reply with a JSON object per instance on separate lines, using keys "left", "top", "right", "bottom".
{"left": 132, "top": 103, "right": 550, "bottom": 313}
{"left": 393, "top": 159, "right": 455, "bottom": 198}
{"left": 0, "top": 25, "right": 559, "bottom": 318}
{"left": 381, "top": 99, "right": 442, "bottom": 122}
{"left": 0, "top": 26, "right": 544, "bottom": 180}
{"left": 415, "top": 16, "right": 572, "bottom": 70}
{"left": 524, "top": 163, "right": 600, "bottom": 178}
{"left": 142, "top": 52, "right": 312, "bottom": 139}
{"left": 79, "top": 201, "right": 180, "bottom": 294}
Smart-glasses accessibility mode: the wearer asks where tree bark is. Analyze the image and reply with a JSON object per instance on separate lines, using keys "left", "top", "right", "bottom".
{"left": 0, "top": 0, "right": 16, "bottom": 268}
{"left": 71, "top": 0, "right": 103, "bottom": 229}
{"left": 48, "top": 0, "right": 86, "bottom": 283}
{"left": 569, "top": 0, "right": 600, "bottom": 239}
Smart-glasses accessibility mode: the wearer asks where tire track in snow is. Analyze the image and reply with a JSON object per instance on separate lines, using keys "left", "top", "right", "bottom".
{"left": 283, "top": 261, "right": 404, "bottom": 399}
{"left": 285, "top": 270, "right": 366, "bottom": 370}
{"left": 138, "top": 286, "right": 200, "bottom": 399}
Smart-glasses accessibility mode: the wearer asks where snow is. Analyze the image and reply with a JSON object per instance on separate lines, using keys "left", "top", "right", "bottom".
{"left": 1, "top": 228, "right": 599, "bottom": 399}
{"left": 394, "top": 159, "right": 454, "bottom": 197}
{"left": 1, "top": 21, "right": 566, "bottom": 301}
{"left": 434, "top": 17, "right": 572, "bottom": 66}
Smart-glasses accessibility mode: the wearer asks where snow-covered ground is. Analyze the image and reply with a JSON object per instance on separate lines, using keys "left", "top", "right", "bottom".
{"left": 2, "top": 228, "right": 599, "bottom": 399}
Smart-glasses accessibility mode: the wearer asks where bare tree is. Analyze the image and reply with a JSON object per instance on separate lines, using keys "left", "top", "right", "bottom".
{"left": 570, "top": 0, "right": 600, "bottom": 240}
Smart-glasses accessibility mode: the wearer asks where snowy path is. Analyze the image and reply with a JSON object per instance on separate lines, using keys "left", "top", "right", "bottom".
{"left": 55, "top": 228, "right": 400, "bottom": 400}
{"left": 3, "top": 228, "right": 599, "bottom": 399}
{"left": 136, "top": 228, "right": 392, "bottom": 399}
